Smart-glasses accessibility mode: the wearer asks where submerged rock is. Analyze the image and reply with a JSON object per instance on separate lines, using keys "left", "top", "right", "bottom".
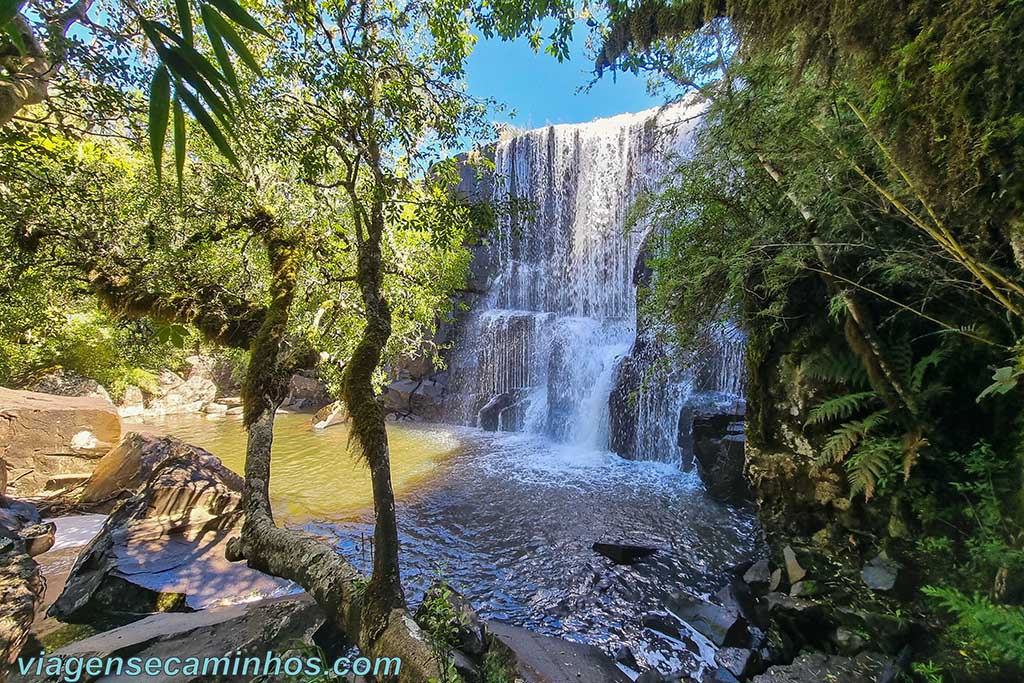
{"left": 51, "top": 439, "right": 290, "bottom": 626}
{"left": 0, "top": 387, "right": 122, "bottom": 497}
{"left": 665, "top": 592, "right": 749, "bottom": 648}
{"left": 592, "top": 541, "right": 658, "bottom": 565}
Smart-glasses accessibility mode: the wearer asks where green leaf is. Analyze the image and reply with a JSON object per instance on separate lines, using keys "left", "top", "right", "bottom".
{"left": 173, "top": 95, "right": 186, "bottom": 184}
{"left": 806, "top": 391, "right": 878, "bottom": 426}
{"left": 175, "top": 0, "right": 193, "bottom": 44}
{"left": 207, "top": 0, "right": 271, "bottom": 37}
{"left": 148, "top": 66, "right": 171, "bottom": 181}
{"left": 201, "top": 5, "right": 262, "bottom": 74}
{"left": 176, "top": 86, "right": 239, "bottom": 168}
{"left": 976, "top": 366, "right": 1024, "bottom": 402}
{"left": 161, "top": 47, "right": 233, "bottom": 126}
{"left": 202, "top": 12, "right": 239, "bottom": 95}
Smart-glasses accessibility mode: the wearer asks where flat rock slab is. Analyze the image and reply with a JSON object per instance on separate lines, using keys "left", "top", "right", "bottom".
{"left": 11, "top": 595, "right": 323, "bottom": 683}
{"left": 485, "top": 621, "right": 630, "bottom": 683}
{"left": 752, "top": 651, "right": 895, "bottom": 683}
{"left": 1, "top": 388, "right": 123, "bottom": 497}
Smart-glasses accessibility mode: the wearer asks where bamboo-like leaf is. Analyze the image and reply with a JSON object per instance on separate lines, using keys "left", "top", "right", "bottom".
{"left": 173, "top": 94, "right": 186, "bottom": 184}
{"left": 208, "top": 0, "right": 271, "bottom": 37}
{"left": 202, "top": 5, "right": 262, "bottom": 74}
{"left": 177, "top": 86, "right": 239, "bottom": 168}
{"left": 168, "top": 45, "right": 233, "bottom": 113}
{"left": 202, "top": 12, "right": 239, "bottom": 95}
{"left": 175, "top": 0, "right": 193, "bottom": 44}
{"left": 149, "top": 66, "right": 171, "bottom": 180}
{"left": 161, "top": 48, "right": 233, "bottom": 126}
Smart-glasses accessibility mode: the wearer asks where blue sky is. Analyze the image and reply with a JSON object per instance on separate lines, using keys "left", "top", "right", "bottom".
{"left": 465, "top": 32, "right": 661, "bottom": 129}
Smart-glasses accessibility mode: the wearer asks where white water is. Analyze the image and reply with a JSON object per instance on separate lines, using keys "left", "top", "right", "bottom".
{"left": 447, "top": 100, "right": 745, "bottom": 463}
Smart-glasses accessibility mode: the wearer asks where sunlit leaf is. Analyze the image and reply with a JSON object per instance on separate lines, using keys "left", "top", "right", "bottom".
{"left": 202, "top": 5, "right": 262, "bottom": 74}
{"left": 173, "top": 94, "right": 186, "bottom": 184}
{"left": 148, "top": 66, "right": 171, "bottom": 180}
{"left": 175, "top": 0, "right": 193, "bottom": 44}
{"left": 177, "top": 86, "right": 239, "bottom": 168}
{"left": 208, "top": 0, "right": 271, "bottom": 38}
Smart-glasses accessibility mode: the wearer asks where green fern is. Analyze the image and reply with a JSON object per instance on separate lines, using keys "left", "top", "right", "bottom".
{"left": 817, "top": 410, "right": 890, "bottom": 466}
{"left": 911, "top": 346, "right": 948, "bottom": 393}
{"left": 845, "top": 437, "right": 900, "bottom": 499}
{"left": 922, "top": 586, "right": 1024, "bottom": 667}
{"left": 806, "top": 391, "right": 878, "bottom": 426}
{"left": 800, "top": 349, "right": 869, "bottom": 388}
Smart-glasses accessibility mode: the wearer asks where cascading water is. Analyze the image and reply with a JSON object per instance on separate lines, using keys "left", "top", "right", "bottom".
{"left": 446, "top": 99, "right": 746, "bottom": 462}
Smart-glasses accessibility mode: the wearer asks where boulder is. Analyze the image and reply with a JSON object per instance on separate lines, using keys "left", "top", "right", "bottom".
{"left": 477, "top": 390, "right": 528, "bottom": 432}
{"left": 861, "top": 554, "right": 900, "bottom": 592}
{"left": 782, "top": 546, "right": 806, "bottom": 585}
{"left": 26, "top": 370, "right": 112, "bottom": 404}
{"left": 282, "top": 373, "right": 332, "bottom": 411}
{"left": 51, "top": 439, "right": 290, "bottom": 626}
{"left": 592, "top": 541, "right": 658, "bottom": 565}
{"left": 143, "top": 370, "right": 217, "bottom": 415}
{"left": 12, "top": 595, "right": 323, "bottom": 683}
{"left": 384, "top": 378, "right": 445, "bottom": 421}
{"left": 0, "top": 388, "right": 123, "bottom": 497}
{"left": 743, "top": 558, "right": 772, "bottom": 593}
{"left": 17, "top": 523, "right": 55, "bottom": 557}
{"left": 483, "top": 621, "right": 631, "bottom": 683}
{"left": 312, "top": 401, "right": 349, "bottom": 430}
{"left": 117, "top": 385, "right": 145, "bottom": 418}
{"left": 79, "top": 433, "right": 202, "bottom": 509}
{"left": 665, "top": 592, "right": 749, "bottom": 648}
{"left": 0, "top": 537, "right": 44, "bottom": 670}
{"left": 751, "top": 651, "right": 895, "bottom": 683}
{"left": 691, "top": 410, "right": 751, "bottom": 503}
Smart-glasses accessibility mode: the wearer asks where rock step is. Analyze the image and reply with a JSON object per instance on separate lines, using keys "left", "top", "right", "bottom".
{"left": 485, "top": 621, "right": 630, "bottom": 683}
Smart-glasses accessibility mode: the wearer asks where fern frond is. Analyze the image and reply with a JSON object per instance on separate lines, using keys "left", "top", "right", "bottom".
{"left": 845, "top": 437, "right": 900, "bottom": 500}
{"left": 800, "top": 350, "right": 869, "bottom": 388}
{"left": 819, "top": 420, "right": 865, "bottom": 465}
{"left": 806, "top": 391, "right": 878, "bottom": 426}
{"left": 889, "top": 335, "right": 914, "bottom": 384}
{"left": 911, "top": 346, "right": 948, "bottom": 392}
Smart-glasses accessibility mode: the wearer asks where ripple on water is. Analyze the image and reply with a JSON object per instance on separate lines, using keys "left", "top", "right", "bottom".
{"left": 139, "top": 415, "right": 761, "bottom": 675}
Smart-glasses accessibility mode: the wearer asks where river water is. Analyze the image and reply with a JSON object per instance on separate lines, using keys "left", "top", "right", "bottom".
{"left": 130, "top": 412, "right": 760, "bottom": 674}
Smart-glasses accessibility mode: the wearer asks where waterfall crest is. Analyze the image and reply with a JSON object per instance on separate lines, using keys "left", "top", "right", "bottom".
{"left": 445, "top": 100, "right": 744, "bottom": 463}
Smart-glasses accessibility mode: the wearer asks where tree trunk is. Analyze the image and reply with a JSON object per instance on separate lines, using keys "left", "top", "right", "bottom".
{"left": 225, "top": 214, "right": 438, "bottom": 681}
{"left": 341, "top": 192, "right": 405, "bottom": 638}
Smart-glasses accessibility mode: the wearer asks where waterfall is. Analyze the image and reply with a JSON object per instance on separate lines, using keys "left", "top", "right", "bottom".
{"left": 445, "top": 99, "right": 745, "bottom": 463}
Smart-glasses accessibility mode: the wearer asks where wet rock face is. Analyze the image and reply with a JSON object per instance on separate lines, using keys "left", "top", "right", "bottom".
{"left": 1, "top": 387, "right": 123, "bottom": 497}
{"left": 51, "top": 437, "right": 289, "bottom": 626}
{"left": 750, "top": 651, "right": 896, "bottom": 683}
{"left": 688, "top": 407, "right": 751, "bottom": 504}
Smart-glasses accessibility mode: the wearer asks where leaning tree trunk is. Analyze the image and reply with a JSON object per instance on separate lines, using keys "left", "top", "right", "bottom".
{"left": 226, "top": 213, "right": 438, "bottom": 681}
{"left": 340, "top": 190, "right": 405, "bottom": 639}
